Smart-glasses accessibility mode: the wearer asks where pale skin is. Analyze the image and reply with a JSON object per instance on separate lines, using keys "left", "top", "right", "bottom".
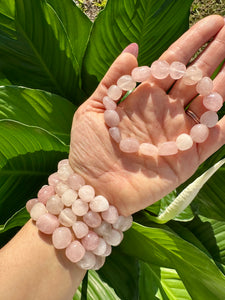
{"left": 0, "top": 15, "right": 225, "bottom": 300}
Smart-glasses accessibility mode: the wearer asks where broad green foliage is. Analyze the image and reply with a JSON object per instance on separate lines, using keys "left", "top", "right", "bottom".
{"left": 1, "top": 0, "right": 225, "bottom": 299}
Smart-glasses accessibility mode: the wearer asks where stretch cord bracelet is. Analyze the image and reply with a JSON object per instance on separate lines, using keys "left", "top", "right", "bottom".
{"left": 26, "top": 159, "right": 133, "bottom": 270}
{"left": 103, "top": 60, "right": 223, "bottom": 155}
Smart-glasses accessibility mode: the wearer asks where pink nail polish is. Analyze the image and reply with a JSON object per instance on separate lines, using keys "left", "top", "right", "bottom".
{"left": 122, "top": 43, "right": 139, "bottom": 58}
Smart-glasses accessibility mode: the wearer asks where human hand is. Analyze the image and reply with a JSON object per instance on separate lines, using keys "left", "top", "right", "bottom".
{"left": 69, "top": 15, "right": 225, "bottom": 216}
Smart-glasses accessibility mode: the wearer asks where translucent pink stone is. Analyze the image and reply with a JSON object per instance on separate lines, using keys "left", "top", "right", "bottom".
{"left": 119, "top": 138, "right": 139, "bottom": 153}
{"left": 104, "top": 229, "right": 123, "bottom": 246}
{"left": 109, "top": 127, "right": 121, "bottom": 143}
{"left": 46, "top": 195, "right": 64, "bottom": 215}
{"left": 83, "top": 211, "right": 102, "bottom": 228}
{"left": 103, "top": 96, "right": 117, "bottom": 110}
{"left": 117, "top": 75, "right": 136, "bottom": 91}
{"left": 52, "top": 227, "right": 72, "bottom": 249}
{"left": 101, "top": 205, "right": 119, "bottom": 224}
{"left": 107, "top": 85, "right": 122, "bottom": 101}
{"left": 58, "top": 165, "right": 73, "bottom": 181}
{"left": 183, "top": 66, "right": 202, "bottom": 85}
{"left": 139, "top": 143, "right": 158, "bottom": 156}
{"left": 113, "top": 215, "right": 133, "bottom": 231}
{"left": 59, "top": 208, "right": 77, "bottom": 227}
{"left": 78, "top": 185, "right": 95, "bottom": 202}
{"left": 169, "top": 61, "right": 186, "bottom": 79}
{"left": 55, "top": 182, "right": 69, "bottom": 197}
{"left": 103, "top": 243, "right": 112, "bottom": 256}
{"left": 58, "top": 159, "right": 69, "bottom": 169}
{"left": 196, "top": 77, "right": 213, "bottom": 96}
{"left": 72, "top": 221, "right": 89, "bottom": 239}
{"left": 90, "top": 195, "right": 109, "bottom": 212}
{"left": 48, "top": 172, "right": 60, "bottom": 187}
{"left": 92, "top": 238, "right": 107, "bottom": 256}
{"left": 36, "top": 213, "right": 59, "bottom": 234}
{"left": 61, "top": 189, "right": 78, "bottom": 207}
{"left": 26, "top": 198, "right": 38, "bottom": 213}
{"left": 94, "top": 221, "right": 112, "bottom": 237}
{"left": 30, "top": 202, "right": 47, "bottom": 221}
{"left": 104, "top": 110, "right": 120, "bottom": 127}
{"left": 203, "top": 92, "right": 223, "bottom": 112}
{"left": 81, "top": 231, "right": 100, "bottom": 251}
{"left": 38, "top": 185, "right": 55, "bottom": 205}
{"left": 76, "top": 251, "right": 97, "bottom": 270}
{"left": 200, "top": 111, "right": 218, "bottom": 128}
{"left": 158, "top": 141, "right": 178, "bottom": 156}
{"left": 67, "top": 174, "right": 85, "bottom": 190}
{"left": 190, "top": 124, "right": 209, "bottom": 143}
{"left": 72, "top": 199, "right": 89, "bottom": 216}
{"left": 176, "top": 134, "right": 193, "bottom": 151}
{"left": 92, "top": 256, "right": 106, "bottom": 270}
{"left": 65, "top": 241, "right": 85, "bottom": 263}
{"left": 131, "top": 66, "right": 151, "bottom": 82}
{"left": 151, "top": 60, "right": 170, "bottom": 79}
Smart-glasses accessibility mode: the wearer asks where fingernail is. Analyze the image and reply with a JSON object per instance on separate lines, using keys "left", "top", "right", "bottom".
{"left": 122, "top": 43, "right": 139, "bottom": 58}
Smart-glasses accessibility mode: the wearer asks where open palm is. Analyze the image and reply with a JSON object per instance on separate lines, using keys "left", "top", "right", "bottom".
{"left": 69, "top": 15, "right": 225, "bottom": 216}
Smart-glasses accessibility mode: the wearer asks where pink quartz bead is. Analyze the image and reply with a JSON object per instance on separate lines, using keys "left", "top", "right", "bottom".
{"left": 176, "top": 133, "right": 193, "bottom": 151}
{"left": 119, "top": 138, "right": 139, "bottom": 153}
{"left": 65, "top": 241, "right": 85, "bottom": 263}
{"left": 92, "top": 238, "right": 107, "bottom": 256}
{"left": 52, "top": 227, "right": 72, "bottom": 249}
{"left": 93, "top": 256, "right": 106, "bottom": 270}
{"left": 169, "top": 61, "right": 186, "bottom": 79}
{"left": 200, "top": 111, "right": 218, "bottom": 128}
{"left": 117, "top": 75, "right": 136, "bottom": 91}
{"left": 94, "top": 221, "right": 112, "bottom": 237}
{"left": 104, "top": 110, "right": 120, "bottom": 127}
{"left": 101, "top": 205, "right": 119, "bottom": 224}
{"left": 59, "top": 208, "right": 77, "bottom": 227}
{"left": 38, "top": 185, "right": 55, "bottom": 205}
{"left": 26, "top": 198, "right": 38, "bottom": 213}
{"left": 104, "top": 229, "right": 123, "bottom": 246}
{"left": 151, "top": 60, "right": 170, "bottom": 79}
{"left": 58, "top": 159, "right": 69, "bottom": 169}
{"left": 190, "top": 124, "right": 209, "bottom": 143}
{"left": 103, "top": 96, "right": 117, "bottom": 110}
{"left": 131, "top": 66, "right": 151, "bottom": 82}
{"left": 58, "top": 165, "right": 73, "bottom": 181}
{"left": 76, "top": 251, "right": 97, "bottom": 270}
{"left": 83, "top": 211, "right": 102, "bottom": 228}
{"left": 61, "top": 189, "right": 78, "bottom": 207}
{"left": 196, "top": 77, "right": 213, "bottom": 96}
{"left": 67, "top": 174, "right": 85, "bottom": 190}
{"left": 81, "top": 231, "right": 100, "bottom": 251}
{"left": 30, "top": 202, "right": 47, "bottom": 221}
{"left": 55, "top": 182, "right": 69, "bottom": 197}
{"left": 103, "top": 243, "right": 112, "bottom": 257}
{"left": 48, "top": 172, "right": 60, "bottom": 187}
{"left": 109, "top": 127, "right": 121, "bottom": 143}
{"left": 113, "top": 215, "right": 133, "bottom": 231}
{"left": 158, "top": 141, "right": 178, "bottom": 156}
{"left": 107, "top": 85, "right": 122, "bottom": 101}
{"left": 203, "top": 92, "right": 223, "bottom": 112}
{"left": 36, "top": 213, "right": 59, "bottom": 234}
{"left": 90, "top": 195, "right": 109, "bottom": 212}
{"left": 78, "top": 185, "right": 95, "bottom": 202}
{"left": 139, "top": 143, "right": 158, "bottom": 156}
{"left": 183, "top": 66, "right": 202, "bottom": 85}
{"left": 72, "top": 199, "right": 89, "bottom": 216}
{"left": 72, "top": 221, "right": 89, "bottom": 239}
{"left": 46, "top": 195, "right": 64, "bottom": 215}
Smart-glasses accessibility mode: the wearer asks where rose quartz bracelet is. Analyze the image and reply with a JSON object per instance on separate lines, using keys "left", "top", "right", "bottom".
{"left": 26, "top": 159, "right": 133, "bottom": 270}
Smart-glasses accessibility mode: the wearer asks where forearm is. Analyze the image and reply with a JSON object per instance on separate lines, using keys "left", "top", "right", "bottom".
{"left": 0, "top": 219, "right": 86, "bottom": 300}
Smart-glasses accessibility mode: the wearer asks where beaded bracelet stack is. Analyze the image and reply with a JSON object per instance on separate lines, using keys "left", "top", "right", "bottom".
{"left": 103, "top": 60, "right": 223, "bottom": 156}
{"left": 26, "top": 159, "right": 133, "bottom": 270}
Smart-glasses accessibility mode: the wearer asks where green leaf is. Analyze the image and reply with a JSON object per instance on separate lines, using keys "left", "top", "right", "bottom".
{"left": 0, "top": 207, "right": 29, "bottom": 234}
{"left": 82, "top": 0, "right": 193, "bottom": 95}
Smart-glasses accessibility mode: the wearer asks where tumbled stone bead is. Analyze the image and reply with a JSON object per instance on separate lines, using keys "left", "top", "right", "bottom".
{"left": 46, "top": 195, "right": 64, "bottom": 215}
{"left": 117, "top": 75, "right": 136, "bottom": 91}
{"left": 158, "top": 141, "right": 178, "bottom": 156}
{"left": 59, "top": 208, "right": 77, "bottom": 227}
{"left": 72, "top": 221, "right": 89, "bottom": 239}
{"left": 78, "top": 185, "right": 95, "bottom": 202}
{"left": 26, "top": 198, "right": 38, "bottom": 213}
{"left": 94, "top": 221, "right": 112, "bottom": 237}
{"left": 58, "top": 159, "right": 69, "bottom": 169}
{"left": 169, "top": 61, "right": 186, "bottom": 80}
{"left": 104, "top": 229, "right": 123, "bottom": 246}
{"left": 151, "top": 60, "right": 170, "bottom": 79}
{"left": 119, "top": 138, "right": 139, "bottom": 153}
{"left": 183, "top": 66, "right": 202, "bottom": 85}
{"left": 55, "top": 182, "right": 69, "bottom": 197}
{"left": 92, "top": 238, "right": 107, "bottom": 256}
{"left": 65, "top": 241, "right": 85, "bottom": 263}
{"left": 196, "top": 77, "right": 213, "bottom": 96}
{"left": 203, "top": 92, "right": 223, "bottom": 112}
{"left": 83, "top": 211, "right": 102, "bottom": 228}
{"left": 61, "top": 189, "right": 78, "bottom": 207}
{"left": 101, "top": 205, "right": 119, "bottom": 224}
{"left": 72, "top": 199, "right": 89, "bottom": 216}
{"left": 81, "top": 231, "right": 100, "bottom": 251}
{"left": 104, "top": 110, "right": 120, "bottom": 127}
{"left": 190, "top": 124, "right": 209, "bottom": 143}
{"left": 131, "top": 66, "right": 151, "bottom": 82}
{"left": 30, "top": 202, "right": 47, "bottom": 221}
{"left": 139, "top": 143, "right": 158, "bottom": 156}
{"left": 200, "top": 111, "right": 218, "bottom": 128}
{"left": 90, "top": 195, "right": 109, "bottom": 212}
{"left": 113, "top": 215, "right": 133, "bottom": 231}
{"left": 103, "top": 243, "right": 112, "bottom": 257}
{"left": 58, "top": 165, "right": 73, "bottom": 181}
{"left": 38, "top": 185, "right": 55, "bottom": 205}
{"left": 109, "top": 127, "right": 121, "bottom": 143}
{"left": 67, "top": 174, "right": 85, "bottom": 190}
{"left": 107, "top": 85, "right": 122, "bottom": 101}
{"left": 52, "top": 227, "right": 72, "bottom": 249}
{"left": 103, "top": 96, "right": 117, "bottom": 110}
{"left": 92, "top": 255, "right": 106, "bottom": 270}
{"left": 48, "top": 172, "right": 60, "bottom": 187}
{"left": 36, "top": 213, "right": 59, "bottom": 234}
{"left": 76, "top": 251, "right": 96, "bottom": 270}
{"left": 176, "top": 133, "right": 193, "bottom": 151}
